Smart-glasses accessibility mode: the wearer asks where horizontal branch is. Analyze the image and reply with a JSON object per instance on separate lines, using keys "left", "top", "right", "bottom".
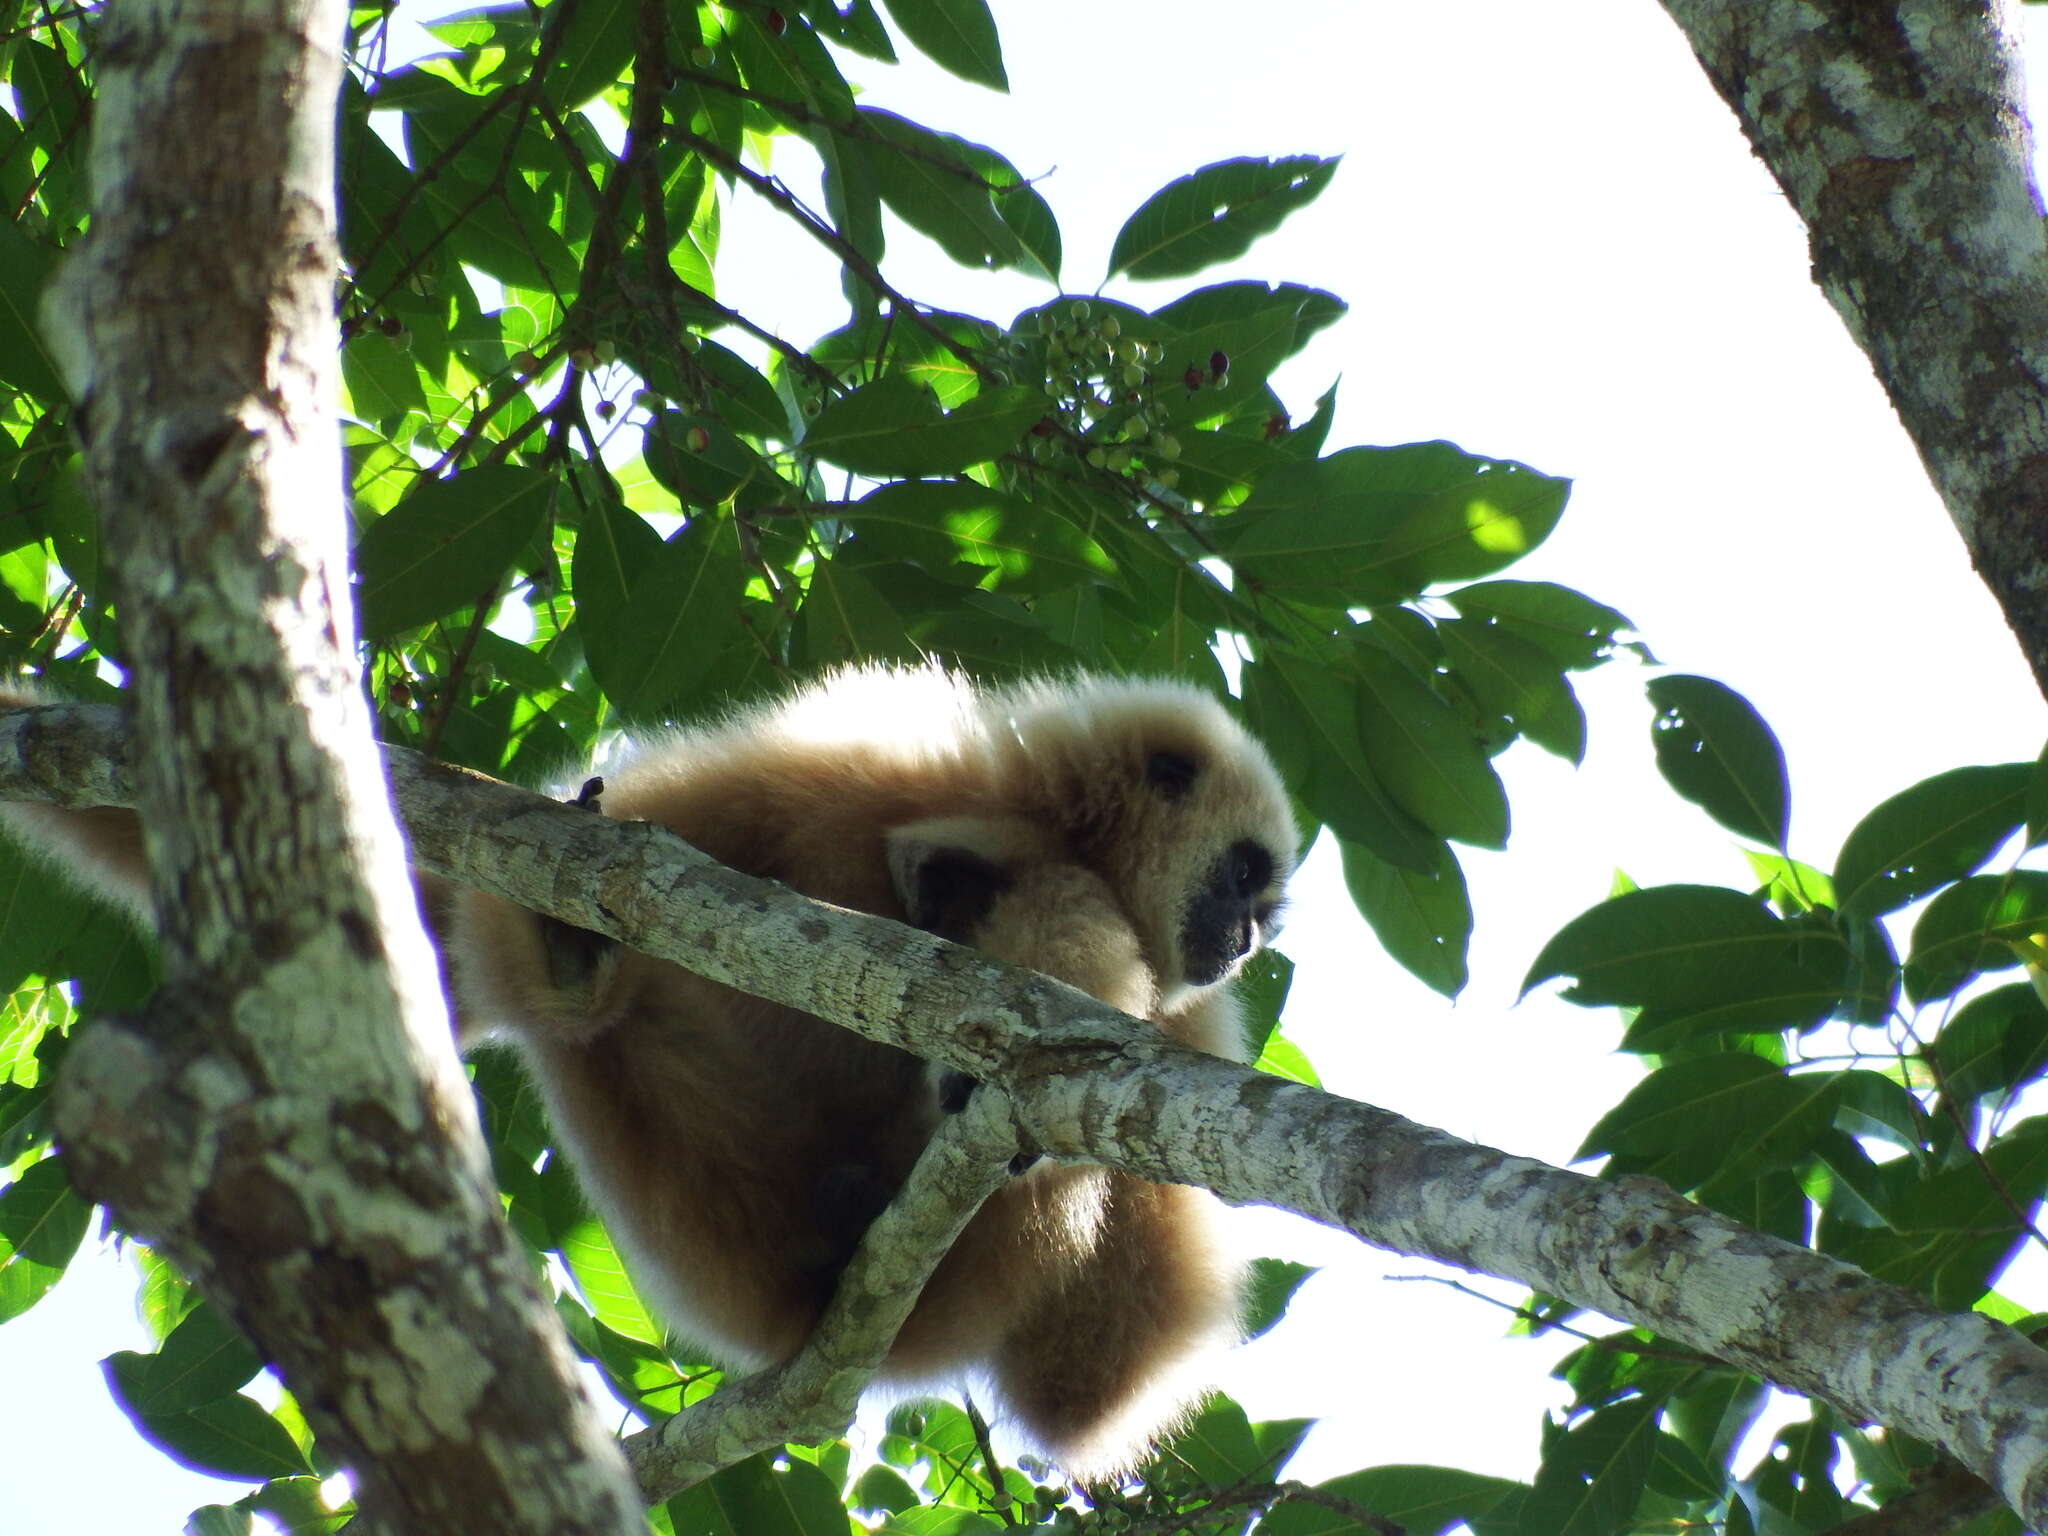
{"left": 8, "top": 699, "right": 2048, "bottom": 1526}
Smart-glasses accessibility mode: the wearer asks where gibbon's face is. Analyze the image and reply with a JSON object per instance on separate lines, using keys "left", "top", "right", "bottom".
{"left": 995, "top": 678, "right": 1298, "bottom": 1005}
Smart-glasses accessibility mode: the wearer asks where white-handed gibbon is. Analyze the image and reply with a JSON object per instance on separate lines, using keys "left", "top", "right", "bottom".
{"left": 0, "top": 665, "right": 1298, "bottom": 1477}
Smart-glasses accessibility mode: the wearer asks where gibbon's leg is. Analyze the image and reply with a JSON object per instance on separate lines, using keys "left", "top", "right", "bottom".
{"left": 989, "top": 1173, "right": 1241, "bottom": 1480}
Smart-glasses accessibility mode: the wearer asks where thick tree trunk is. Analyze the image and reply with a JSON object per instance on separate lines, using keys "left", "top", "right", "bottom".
{"left": 1657, "top": 0, "right": 2048, "bottom": 699}
{"left": 37, "top": 0, "right": 643, "bottom": 1528}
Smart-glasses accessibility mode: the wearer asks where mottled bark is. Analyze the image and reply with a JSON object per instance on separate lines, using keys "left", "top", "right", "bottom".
{"left": 1658, "top": 0, "right": 2048, "bottom": 698}
{"left": 8, "top": 705, "right": 2048, "bottom": 1526}
{"left": 35, "top": 0, "right": 643, "bottom": 1528}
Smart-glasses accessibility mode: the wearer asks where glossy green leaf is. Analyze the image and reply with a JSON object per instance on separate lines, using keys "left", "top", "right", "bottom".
{"left": 1928, "top": 984, "right": 2048, "bottom": 1106}
{"left": 1351, "top": 644, "right": 1508, "bottom": 848}
{"left": 1262, "top": 1466, "right": 1521, "bottom": 1536}
{"left": 1526, "top": 884, "right": 1844, "bottom": 1028}
{"left": 805, "top": 376, "right": 1041, "bottom": 475}
{"left": 113, "top": 1301, "right": 264, "bottom": 1416}
{"left": 858, "top": 109, "right": 1056, "bottom": 279}
{"left": 0, "top": 223, "right": 63, "bottom": 402}
{"left": 1518, "top": 1397, "right": 1656, "bottom": 1536}
{"left": 1242, "top": 651, "right": 1438, "bottom": 872}
{"left": 876, "top": 0, "right": 1006, "bottom": 89}
{"left": 558, "top": 1215, "right": 662, "bottom": 1347}
{"left": 1218, "top": 443, "right": 1569, "bottom": 606}
{"left": 1108, "top": 156, "right": 1339, "bottom": 281}
{"left": 1446, "top": 580, "right": 1631, "bottom": 671}
{"left": 355, "top": 466, "right": 554, "bottom": 637}
{"left": 1156, "top": 1395, "right": 1266, "bottom": 1487}
{"left": 1580, "top": 1055, "right": 1839, "bottom": 1188}
{"left": 1339, "top": 834, "right": 1471, "bottom": 996}
{"left": 111, "top": 1380, "right": 310, "bottom": 1482}
{"left": 547, "top": 0, "right": 634, "bottom": 108}
{"left": 581, "top": 517, "right": 748, "bottom": 719}
{"left": 1834, "top": 763, "right": 2030, "bottom": 919}
{"left": 1441, "top": 617, "right": 1579, "bottom": 762}
{"left": 1647, "top": 675, "right": 1790, "bottom": 848}
{"left": 1905, "top": 871, "right": 2048, "bottom": 1003}
{"left": 1241, "top": 1259, "right": 1316, "bottom": 1342}
{"left": 0, "top": 1153, "right": 88, "bottom": 1269}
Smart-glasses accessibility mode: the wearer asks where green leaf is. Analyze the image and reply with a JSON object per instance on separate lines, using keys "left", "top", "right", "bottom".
{"left": 1834, "top": 763, "right": 2031, "bottom": 919}
{"left": 99, "top": 1371, "right": 310, "bottom": 1482}
{"left": 805, "top": 376, "right": 1041, "bottom": 475}
{"left": 1905, "top": 871, "right": 2048, "bottom": 1003}
{"left": 646, "top": 412, "right": 791, "bottom": 509}
{"left": 1518, "top": 1398, "right": 1656, "bottom": 1536}
{"left": 130, "top": 1301, "right": 265, "bottom": 1415}
{"left": 1339, "top": 835, "right": 1471, "bottom": 996}
{"left": 1261, "top": 1466, "right": 1521, "bottom": 1536}
{"left": 858, "top": 109, "right": 1056, "bottom": 279}
{"left": 581, "top": 517, "right": 748, "bottom": 719}
{"left": 1353, "top": 642, "right": 1509, "bottom": 848}
{"left": 1526, "top": 884, "right": 1843, "bottom": 1030}
{"left": 355, "top": 466, "right": 554, "bottom": 637}
{"left": 1440, "top": 618, "right": 1579, "bottom": 763}
{"left": 1929, "top": 984, "right": 2048, "bottom": 1105}
{"left": 876, "top": 0, "right": 1007, "bottom": 89}
{"left": 0, "top": 1153, "right": 89, "bottom": 1268}
{"left": 1108, "top": 156, "right": 1339, "bottom": 281}
{"left": 1241, "top": 651, "right": 1438, "bottom": 872}
{"left": 796, "top": 558, "right": 913, "bottom": 670}
{"left": 1240, "top": 1259, "right": 1316, "bottom": 1342}
{"left": 0, "top": 223, "right": 64, "bottom": 402}
{"left": 1156, "top": 1395, "right": 1269, "bottom": 1487}
{"left": 1217, "top": 443, "right": 1569, "bottom": 606}
{"left": 697, "top": 339, "right": 793, "bottom": 443}
{"left": 1445, "top": 580, "right": 1632, "bottom": 671}
{"left": 546, "top": 0, "right": 634, "bottom": 108}
{"left": 1647, "top": 675, "right": 1790, "bottom": 848}
{"left": 558, "top": 1215, "right": 663, "bottom": 1347}
{"left": 1580, "top": 1056, "right": 1839, "bottom": 1188}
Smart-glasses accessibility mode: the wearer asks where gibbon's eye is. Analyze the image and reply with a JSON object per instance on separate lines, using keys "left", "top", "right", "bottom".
{"left": 1227, "top": 839, "right": 1274, "bottom": 899}
{"left": 1146, "top": 750, "right": 1200, "bottom": 799}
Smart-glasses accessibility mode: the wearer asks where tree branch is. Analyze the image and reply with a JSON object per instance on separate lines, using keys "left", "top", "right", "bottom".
{"left": 1656, "top": 0, "right": 2048, "bottom": 698}
{"left": 10, "top": 700, "right": 2048, "bottom": 1528}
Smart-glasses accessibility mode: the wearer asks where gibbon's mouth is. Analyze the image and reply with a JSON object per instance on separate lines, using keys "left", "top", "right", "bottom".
{"left": 1179, "top": 898, "right": 1257, "bottom": 987}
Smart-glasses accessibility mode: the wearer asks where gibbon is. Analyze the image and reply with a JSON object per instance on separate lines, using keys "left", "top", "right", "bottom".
{"left": 0, "top": 665, "right": 1298, "bottom": 1478}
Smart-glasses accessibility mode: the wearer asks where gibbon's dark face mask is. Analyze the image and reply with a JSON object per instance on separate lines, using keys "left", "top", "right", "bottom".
{"left": 1179, "top": 837, "right": 1279, "bottom": 987}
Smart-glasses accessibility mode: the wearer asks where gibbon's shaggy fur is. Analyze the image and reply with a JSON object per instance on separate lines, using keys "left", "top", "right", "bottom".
{"left": 0, "top": 666, "right": 1298, "bottom": 1476}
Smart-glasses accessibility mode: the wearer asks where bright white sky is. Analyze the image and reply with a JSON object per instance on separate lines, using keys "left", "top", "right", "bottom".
{"left": 9, "top": 1, "right": 2048, "bottom": 1529}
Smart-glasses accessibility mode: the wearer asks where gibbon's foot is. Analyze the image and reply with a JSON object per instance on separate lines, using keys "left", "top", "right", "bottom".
{"left": 541, "top": 776, "right": 616, "bottom": 988}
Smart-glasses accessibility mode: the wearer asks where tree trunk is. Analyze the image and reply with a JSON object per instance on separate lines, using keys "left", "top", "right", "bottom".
{"left": 1657, "top": 0, "right": 2048, "bottom": 698}
{"left": 38, "top": 0, "right": 644, "bottom": 1528}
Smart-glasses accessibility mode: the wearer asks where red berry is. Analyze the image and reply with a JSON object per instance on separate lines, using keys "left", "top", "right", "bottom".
{"left": 685, "top": 424, "right": 711, "bottom": 453}
{"left": 765, "top": 7, "right": 786, "bottom": 35}
{"left": 596, "top": 398, "right": 618, "bottom": 421}
{"left": 1183, "top": 365, "right": 1203, "bottom": 392}
{"left": 1208, "top": 350, "right": 1229, "bottom": 381}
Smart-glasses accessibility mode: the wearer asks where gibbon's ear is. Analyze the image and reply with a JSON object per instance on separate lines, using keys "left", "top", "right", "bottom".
{"left": 885, "top": 815, "right": 1049, "bottom": 942}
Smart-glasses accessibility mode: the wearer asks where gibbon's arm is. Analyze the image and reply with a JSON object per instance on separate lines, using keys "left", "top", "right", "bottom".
{"left": 886, "top": 814, "right": 1157, "bottom": 1020}
{"left": 0, "top": 686, "right": 151, "bottom": 917}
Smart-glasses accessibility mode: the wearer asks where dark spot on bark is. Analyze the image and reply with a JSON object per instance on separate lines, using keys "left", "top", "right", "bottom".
{"left": 1620, "top": 1224, "right": 1645, "bottom": 1248}
{"left": 171, "top": 421, "right": 241, "bottom": 485}
{"left": 798, "top": 916, "right": 829, "bottom": 943}
{"left": 337, "top": 906, "right": 378, "bottom": 961}
{"left": 202, "top": 1161, "right": 313, "bottom": 1259}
